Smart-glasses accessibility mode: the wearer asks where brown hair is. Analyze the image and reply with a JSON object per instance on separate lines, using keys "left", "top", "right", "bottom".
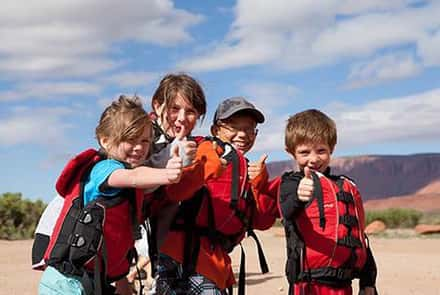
{"left": 151, "top": 73, "right": 206, "bottom": 123}
{"left": 96, "top": 95, "right": 151, "bottom": 153}
{"left": 285, "top": 109, "right": 337, "bottom": 154}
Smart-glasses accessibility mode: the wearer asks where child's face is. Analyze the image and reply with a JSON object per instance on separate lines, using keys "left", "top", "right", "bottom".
{"left": 156, "top": 93, "right": 199, "bottom": 138}
{"left": 293, "top": 141, "right": 332, "bottom": 173}
{"left": 213, "top": 114, "right": 258, "bottom": 155}
{"left": 106, "top": 126, "right": 152, "bottom": 168}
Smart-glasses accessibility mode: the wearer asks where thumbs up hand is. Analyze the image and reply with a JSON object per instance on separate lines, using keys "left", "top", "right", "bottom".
{"left": 165, "top": 144, "right": 183, "bottom": 183}
{"left": 248, "top": 154, "right": 268, "bottom": 181}
{"left": 172, "top": 136, "right": 197, "bottom": 167}
{"left": 297, "top": 166, "right": 314, "bottom": 202}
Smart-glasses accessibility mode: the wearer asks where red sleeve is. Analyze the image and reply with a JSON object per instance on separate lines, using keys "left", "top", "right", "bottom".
{"left": 164, "top": 161, "right": 205, "bottom": 202}
{"left": 251, "top": 177, "right": 282, "bottom": 230}
{"left": 164, "top": 139, "right": 225, "bottom": 202}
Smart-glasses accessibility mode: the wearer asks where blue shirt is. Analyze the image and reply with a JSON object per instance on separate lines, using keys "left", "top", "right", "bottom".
{"left": 83, "top": 159, "right": 125, "bottom": 205}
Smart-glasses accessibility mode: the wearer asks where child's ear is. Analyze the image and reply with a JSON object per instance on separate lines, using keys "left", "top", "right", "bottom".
{"left": 99, "top": 137, "right": 110, "bottom": 151}
{"left": 153, "top": 100, "right": 165, "bottom": 115}
{"left": 210, "top": 125, "right": 219, "bottom": 136}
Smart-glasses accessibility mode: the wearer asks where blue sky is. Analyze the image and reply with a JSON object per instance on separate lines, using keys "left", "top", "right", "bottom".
{"left": 1, "top": 0, "right": 439, "bottom": 202}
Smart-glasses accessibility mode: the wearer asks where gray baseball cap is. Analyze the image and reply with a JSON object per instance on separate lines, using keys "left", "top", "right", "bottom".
{"left": 213, "top": 97, "right": 265, "bottom": 124}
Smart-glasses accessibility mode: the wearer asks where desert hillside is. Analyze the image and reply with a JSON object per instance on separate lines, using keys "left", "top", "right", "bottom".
{"left": 267, "top": 153, "right": 440, "bottom": 211}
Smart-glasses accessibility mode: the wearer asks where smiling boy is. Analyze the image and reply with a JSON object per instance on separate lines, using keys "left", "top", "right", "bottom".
{"left": 278, "top": 109, "right": 378, "bottom": 295}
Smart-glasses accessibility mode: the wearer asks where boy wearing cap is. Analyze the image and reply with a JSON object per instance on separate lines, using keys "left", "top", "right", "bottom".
{"left": 156, "top": 97, "right": 278, "bottom": 295}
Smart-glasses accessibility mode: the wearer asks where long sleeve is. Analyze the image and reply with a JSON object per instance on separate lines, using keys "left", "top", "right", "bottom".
{"left": 279, "top": 172, "right": 306, "bottom": 221}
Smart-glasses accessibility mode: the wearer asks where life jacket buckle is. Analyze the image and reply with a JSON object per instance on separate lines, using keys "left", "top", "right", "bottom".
{"left": 71, "top": 234, "right": 86, "bottom": 247}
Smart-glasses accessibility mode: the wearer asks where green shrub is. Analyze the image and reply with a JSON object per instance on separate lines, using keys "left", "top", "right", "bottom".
{"left": 0, "top": 192, "right": 47, "bottom": 240}
{"left": 366, "top": 208, "right": 422, "bottom": 228}
{"left": 418, "top": 211, "right": 440, "bottom": 225}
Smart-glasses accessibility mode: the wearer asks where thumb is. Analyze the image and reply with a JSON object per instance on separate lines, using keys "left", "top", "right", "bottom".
{"left": 170, "top": 144, "right": 180, "bottom": 158}
{"left": 212, "top": 141, "right": 218, "bottom": 151}
{"left": 304, "top": 166, "right": 312, "bottom": 179}
{"left": 258, "top": 154, "right": 268, "bottom": 165}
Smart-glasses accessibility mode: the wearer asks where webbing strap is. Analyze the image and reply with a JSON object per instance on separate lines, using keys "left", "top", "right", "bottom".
{"left": 339, "top": 215, "right": 358, "bottom": 227}
{"left": 247, "top": 230, "right": 269, "bottom": 274}
{"left": 311, "top": 172, "right": 326, "bottom": 230}
{"left": 338, "top": 235, "right": 363, "bottom": 248}
{"left": 337, "top": 191, "right": 354, "bottom": 203}
{"left": 238, "top": 244, "right": 246, "bottom": 295}
{"left": 226, "top": 145, "right": 240, "bottom": 210}
{"left": 298, "top": 267, "right": 355, "bottom": 281}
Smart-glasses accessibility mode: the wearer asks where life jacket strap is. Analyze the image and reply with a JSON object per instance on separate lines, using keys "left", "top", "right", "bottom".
{"left": 298, "top": 266, "right": 356, "bottom": 282}
{"left": 247, "top": 229, "right": 269, "bottom": 274}
{"left": 339, "top": 214, "right": 358, "bottom": 227}
{"left": 337, "top": 235, "right": 363, "bottom": 248}
{"left": 337, "top": 190, "right": 354, "bottom": 203}
{"left": 311, "top": 172, "right": 326, "bottom": 229}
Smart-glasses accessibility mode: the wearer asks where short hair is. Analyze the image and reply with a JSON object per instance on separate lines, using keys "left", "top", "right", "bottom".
{"left": 151, "top": 73, "right": 207, "bottom": 123}
{"left": 285, "top": 109, "right": 337, "bottom": 154}
{"left": 96, "top": 95, "right": 151, "bottom": 151}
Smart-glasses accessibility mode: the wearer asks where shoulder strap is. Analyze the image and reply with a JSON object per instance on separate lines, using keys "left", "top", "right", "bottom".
{"left": 311, "top": 172, "right": 326, "bottom": 230}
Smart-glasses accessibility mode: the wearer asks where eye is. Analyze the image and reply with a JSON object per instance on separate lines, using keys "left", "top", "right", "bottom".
{"left": 317, "top": 148, "right": 328, "bottom": 154}
{"left": 298, "top": 150, "right": 309, "bottom": 155}
{"left": 170, "top": 106, "right": 180, "bottom": 113}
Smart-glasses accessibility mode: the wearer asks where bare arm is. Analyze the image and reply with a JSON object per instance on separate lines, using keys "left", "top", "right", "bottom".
{"left": 108, "top": 145, "right": 183, "bottom": 189}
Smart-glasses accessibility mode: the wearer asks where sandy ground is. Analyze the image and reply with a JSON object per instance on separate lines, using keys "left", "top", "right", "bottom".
{"left": 1, "top": 228, "right": 440, "bottom": 295}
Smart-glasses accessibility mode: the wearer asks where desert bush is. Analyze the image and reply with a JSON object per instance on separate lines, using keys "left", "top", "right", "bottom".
{"left": 0, "top": 192, "right": 47, "bottom": 240}
{"left": 366, "top": 208, "right": 422, "bottom": 228}
{"left": 418, "top": 211, "right": 440, "bottom": 225}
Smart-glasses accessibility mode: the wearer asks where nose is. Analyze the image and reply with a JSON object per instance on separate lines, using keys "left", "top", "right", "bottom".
{"left": 133, "top": 142, "right": 144, "bottom": 151}
{"left": 177, "top": 108, "right": 186, "bottom": 122}
{"left": 308, "top": 152, "right": 318, "bottom": 164}
{"left": 235, "top": 129, "right": 247, "bottom": 138}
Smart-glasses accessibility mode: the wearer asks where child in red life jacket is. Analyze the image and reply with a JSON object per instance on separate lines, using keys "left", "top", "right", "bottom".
{"left": 122, "top": 73, "right": 208, "bottom": 293}
{"left": 38, "top": 95, "right": 188, "bottom": 295}
{"left": 156, "top": 97, "right": 278, "bottom": 295}
{"left": 275, "top": 109, "right": 378, "bottom": 295}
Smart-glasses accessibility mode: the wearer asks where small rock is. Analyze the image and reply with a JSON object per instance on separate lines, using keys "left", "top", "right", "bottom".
{"left": 414, "top": 224, "right": 440, "bottom": 235}
{"left": 365, "top": 220, "right": 386, "bottom": 235}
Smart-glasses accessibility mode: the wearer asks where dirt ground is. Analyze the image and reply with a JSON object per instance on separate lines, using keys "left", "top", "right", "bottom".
{"left": 1, "top": 227, "right": 440, "bottom": 295}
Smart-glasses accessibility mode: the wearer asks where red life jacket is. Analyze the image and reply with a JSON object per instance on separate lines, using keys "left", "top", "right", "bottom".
{"left": 170, "top": 137, "right": 268, "bottom": 295}
{"left": 43, "top": 149, "right": 148, "bottom": 287}
{"left": 280, "top": 170, "right": 367, "bottom": 286}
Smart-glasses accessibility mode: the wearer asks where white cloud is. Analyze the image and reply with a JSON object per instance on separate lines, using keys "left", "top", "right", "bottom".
{"left": 241, "top": 82, "right": 299, "bottom": 115}
{"left": 0, "top": 0, "right": 202, "bottom": 78}
{"left": 418, "top": 30, "right": 440, "bottom": 66}
{"left": 0, "top": 106, "right": 75, "bottom": 146}
{"left": 331, "top": 88, "right": 440, "bottom": 147}
{"left": 99, "top": 71, "right": 158, "bottom": 88}
{"left": 0, "top": 71, "right": 158, "bottom": 102}
{"left": 249, "top": 88, "right": 440, "bottom": 154}
{"left": 179, "top": 0, "right": 440, "bottom": 79}
{"left": 346, "top": 53, "right": 422, "bottom": 88}
{"left": 0, "top": 82, "right": 101, "bottom": 102}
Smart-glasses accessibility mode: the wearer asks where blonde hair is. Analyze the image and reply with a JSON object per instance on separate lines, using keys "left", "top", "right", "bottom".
{"left": 285, "top": 109, "right": 337, "bottom": 154}
{"left": 96, "top": 95, "right": 151, "bottom": 153}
